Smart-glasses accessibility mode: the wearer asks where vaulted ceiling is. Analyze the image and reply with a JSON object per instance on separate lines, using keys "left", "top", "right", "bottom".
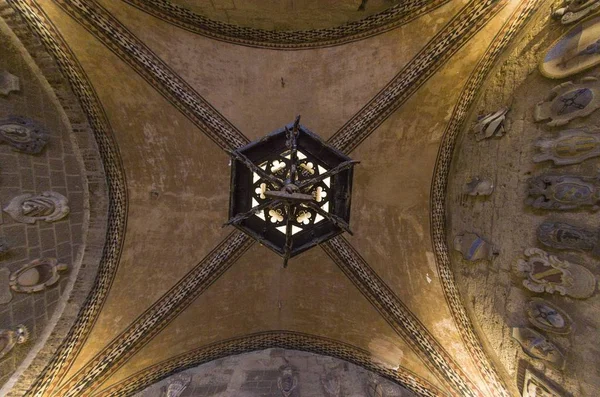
{"left": 0, "top": 0, "right": 557, "bottom": 396}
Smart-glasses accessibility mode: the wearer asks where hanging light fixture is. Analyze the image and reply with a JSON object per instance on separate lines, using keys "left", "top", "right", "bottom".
{"left": 226, "top": 116, "right": 358, "bottom": 267}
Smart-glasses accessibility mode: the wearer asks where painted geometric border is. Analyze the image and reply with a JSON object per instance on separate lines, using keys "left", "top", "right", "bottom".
{"left": 122, "top": 0, "right": 452, "bottom": 50}
{"left": 93, "top": 331, "right": 447, "bottom": 397}
{"left": 429, "top": 0, "right": 542, "bottom": 396}
{"left": 3, "top": 1, "right": 129, "bottom": 396}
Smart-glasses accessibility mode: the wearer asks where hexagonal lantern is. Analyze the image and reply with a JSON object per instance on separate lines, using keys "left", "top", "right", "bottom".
{"left": 227, "top": 117, "right": 357, "bottom": 267}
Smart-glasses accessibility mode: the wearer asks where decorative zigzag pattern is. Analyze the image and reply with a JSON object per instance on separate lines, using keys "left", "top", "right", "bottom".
{"left": 323, "top": 237, "right": 481, "bottom": 396}
{"left": 56, "top": 0, "right": 250, "bottom": 151}
{"left": 327, "top": 0, "right": 509, "bottom": 153}
{"left": 55, "top": 232, "right": 253, "bottom": 397}
{"left": 122, "top": 0, "right": 451, "bottom": 49}
{"left": 94, "top": 332, "right": 447, "bottom": 397}
{"left": 429, "top": 1, "right": 542, "bottom": 396}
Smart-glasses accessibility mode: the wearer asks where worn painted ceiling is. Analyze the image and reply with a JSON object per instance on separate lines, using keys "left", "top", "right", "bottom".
{"left": 0, "top": 0, "right": 550, "bottom": 396}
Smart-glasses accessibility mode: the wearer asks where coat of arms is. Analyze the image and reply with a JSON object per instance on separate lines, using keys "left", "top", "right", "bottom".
{"left": 515, "top": 248, "right": 596, "bottom": 299}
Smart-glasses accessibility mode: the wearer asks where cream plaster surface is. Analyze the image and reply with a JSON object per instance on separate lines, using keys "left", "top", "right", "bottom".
{"left": 97, "top": 243, "right": 447, "bottom": 393}
{"left": 98, "top": 0, "right": 467, "bottom": 142}
{"left": 34, "top": 1, "right": 233, "bottom": 384}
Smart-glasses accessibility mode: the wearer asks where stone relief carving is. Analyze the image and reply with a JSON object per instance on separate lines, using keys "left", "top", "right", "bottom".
{"left": 3, "top": 191, "right": 69, "bottom": 224}
{"left": 515, "top": 248, "right": 596, "bottom": 299}
{"left": 554, "top": 0, "right": 600, "bottom": 24}
{"left": 0, "top": 116, "right": 48, "bottom": 154}
{"left": 534, "top": 129, "right": 600, "bottom": 165}
{"left": 161, "top": 373, "right": 191, "bottom": 397}
{"left": 9, "top": 258, "right": 68, "bottom": 293}
{"left": 522, "top": 369, "right": 563, "bottom": 397}
{"left": 474, "top": 107, "right": 510, "bottom": 141}
{"left": 542, "top": 14, "right": 600, "bottom": 78}
{"left": 537, "top": 220, "right": 600, "bottom": 255}
{"left": 277, "top": 366, "right": 298, "bottom": 397}
{"left": 0, "top": 324, "right": 29, "bottom": 360}
{"left": 0, "top": 268, "right": 12, "bottom": 304}
{"left": 534, "top": 77, "right": 600, "bottom": 126}
{"left": 321, "top": 372, "right": 341, "bottom": 397}
{"left": 0, "top": 70, "right": 19, "bottom": 96}
{"left": 511, "top": 327, "right": 565, "bottom": 369}
{"left": 465, "top": 177, "right": 494, "bottom": 196}
{"left": 526, "top": 174, "right": 600, "bottom": 210}
{"left": 526, "top": 298, "right": 573, "bottom": 334}
{"left": 453, "top": 232, "right": 497, "bottom": 262}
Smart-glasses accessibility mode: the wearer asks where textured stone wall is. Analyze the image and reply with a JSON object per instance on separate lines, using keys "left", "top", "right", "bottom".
{"left": 134, "top": 349, "right": 414, "bottom": 397}
{"left": 447, "top": 6, "right": 600, "bottom": 397}
{"left": 0, "top": 24, "right": 86, "bottom": 386}
{"left": 0, "top": 4, "right": 110, "bottom": 394}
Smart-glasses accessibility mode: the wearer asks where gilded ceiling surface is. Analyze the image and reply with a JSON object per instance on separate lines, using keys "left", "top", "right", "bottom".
{"left": 0, "top": 0, "right": 573, "bottom": 396}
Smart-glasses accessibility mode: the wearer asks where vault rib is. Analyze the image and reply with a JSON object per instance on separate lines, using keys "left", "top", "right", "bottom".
{"left": 120, "top": 0, "right": 452, "bottom": 50}
{"left": 54, "top": 0, "right": 250, "bottom": 151}
{"left": 93, "top": 331, "right": 448, "bottom": 397}
{"left": 327, "top": 0, "right": 509, "bottom": 154}
{"left": 322, "top": 236, "right": 481, "bottom": 397}
{"left": 52, "top": 232, "right": 253, "bottom": 397}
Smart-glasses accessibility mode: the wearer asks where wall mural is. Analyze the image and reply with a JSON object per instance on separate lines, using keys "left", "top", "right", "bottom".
{"left": 277, "top": 366, "right": 299, "bottom": 397}
{"left": 522, "top": 368, "right": 564, "bottom": 396}
{"left": 465, "top": 176, "right": 495, "bottom": 196}
{"left": 537, "top": 220, "right": 600, "bottom": 255}
{"left": 160, "top": 373, "right": 190, "bottom": 397}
